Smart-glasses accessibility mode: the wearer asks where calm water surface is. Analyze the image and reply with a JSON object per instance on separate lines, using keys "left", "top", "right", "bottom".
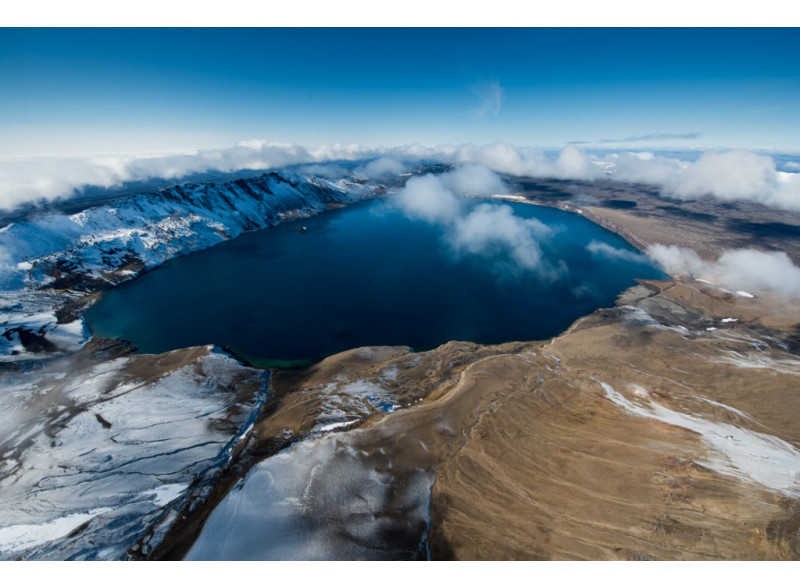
{"left": 85, "top": 199, "right": 664, "bottom": 366}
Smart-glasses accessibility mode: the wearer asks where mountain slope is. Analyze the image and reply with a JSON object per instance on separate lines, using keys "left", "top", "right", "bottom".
{"left": 0, "top": 172, "right": 379, "bottom": 357}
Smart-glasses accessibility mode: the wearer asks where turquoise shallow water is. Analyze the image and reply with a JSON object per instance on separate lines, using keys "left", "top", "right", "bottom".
{"left": 85, "top": 198, "right": 664, "bottom": 367}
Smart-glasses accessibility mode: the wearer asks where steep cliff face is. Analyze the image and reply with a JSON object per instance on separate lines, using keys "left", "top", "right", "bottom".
{"left": 0, "top": 172, "right": 379, "bottom": 357}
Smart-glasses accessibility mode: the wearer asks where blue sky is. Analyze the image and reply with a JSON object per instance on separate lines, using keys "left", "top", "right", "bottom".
{"left": 1, "top": 27, "right": 799, "bottom": 156}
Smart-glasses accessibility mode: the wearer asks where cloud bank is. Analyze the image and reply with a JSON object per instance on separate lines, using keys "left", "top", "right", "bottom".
{"left": 0, "top": 141, "right": 359, "bottom": 211}
{"left": 598, "top": 132, "right": 703, "bottom": 143}
{"left": 647, "top": 244, "right": 800, "bottom": 298}
{"left": 606, "top": 149, "right": 800, "bottom": 210}
{"left": 1, "top": 139, "right": 799, "bottom": 213}
{"left": 391, "top": 164, "right": 564, "bottom": 280}
{"left": 354, "top": 157, "right": 408, "bottom": 180}
{"left": 586, "top": 240, "right": 650, "bottom": 264}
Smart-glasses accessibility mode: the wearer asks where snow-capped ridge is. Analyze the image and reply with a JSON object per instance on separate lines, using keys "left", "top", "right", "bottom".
{"left": 0, "top": 171, "right": 380, "bottom": 357}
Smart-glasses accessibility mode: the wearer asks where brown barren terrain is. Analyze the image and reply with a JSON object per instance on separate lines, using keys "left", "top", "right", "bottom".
{"left": 153, "top": 179, "right": 800, "bottom": 560}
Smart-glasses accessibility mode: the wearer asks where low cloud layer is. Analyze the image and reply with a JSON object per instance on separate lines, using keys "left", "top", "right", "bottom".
{"left": 439, "top": 162, "right": 506, "bottom": 196}
{"left": 433, "top": 142, "right": 603, "bottom": 181}
{"left": 354, "top": 157, "right": 407, "bottom": 180}
{"left": 647, "top": 244, "right": 800, "bottom": 298}
{"left": 606, "top": 149, "right": 800, "bottom": 210}
{"left": 450, "top": 203, "right": 561, "bottom": 278}
{"left": 1, "top": 139, "right": 799, "bottom": 213}
{"left": 598, "top": 132, "right": 702, "bottom": 143}
{"left": 0, "top": 141, "right": 372, "bottom": 211}
{"left": 392, "top": 164, "right": 564, "bottom": 280}
{"left": 392, "top": 174, "right": 461, "bottom": 225}
{"left": 587, "top": 240, "right": 650, "bottom": 264}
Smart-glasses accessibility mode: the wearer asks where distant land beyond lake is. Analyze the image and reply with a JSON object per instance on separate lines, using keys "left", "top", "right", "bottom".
{"left": 85, "top": 198, "right": 665, "bottom": 367}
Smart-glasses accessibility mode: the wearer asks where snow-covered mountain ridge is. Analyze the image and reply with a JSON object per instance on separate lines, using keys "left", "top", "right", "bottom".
{"left": 0, "top": 171, "right": 379, "bottom": 357}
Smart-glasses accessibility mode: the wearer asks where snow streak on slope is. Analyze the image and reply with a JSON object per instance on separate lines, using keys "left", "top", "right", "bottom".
{"left": 185, "top": 431, "right": 434, "bottom": 561}
{"left": 599, "top": 381, "right": 800, "bottom": 498}
{"left": 0, "top": 346, "right": 268, "bottom": 560}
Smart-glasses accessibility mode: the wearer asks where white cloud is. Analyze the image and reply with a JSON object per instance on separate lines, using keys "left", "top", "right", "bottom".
{"left": 471, "top": 80, "right": 504, "bottom": 117}
{"left": 554, "top": 144, "right": 600, "bottom": 180}
{"left": 391, "top": 165, "right": 564, "bottom": 280}
{"left": 445, "top": 142, "right": 598, "bottom": 181}
{"left": 2, "top": 139, "right": 799, "bottom": 214}
{"left": 355, "top": 157, "right": 407, "bottom": 180}
{"left": 391, "top": 173, "right": 462, "bottom": 224}
{"left": 672, "top": 150, "right": 779, "bottom": 202}
{"left": 647, "top": 244, "right": 800, "bottom": 298}
{"left": 439, "top": 162, "right": 506, "bottom": 196}
{"left": 598, "top": 132, "right": 702, "bottom": 143}
{"left": 712, "top": 249, "right": 800, "bottom": 296}
{"left": 0, "top": 141, "right": 376, "bottom": 211}
{"left": 293, "top": 163, "right": 350, "bottom": 178}
{"left": 604, "top": 151, "right": 686, "bottom": 186}
{"left": 586, "top": 240, "right": 648, "bottom": 263}
{"left": 449, "top": 203, "right": 563, "bottom": 280}
{"left": 453, "top": 142, "right": 543, "bottom": 176}
{"left": 607, "top": 149, "right": 800, "bottom": 210}
{"left": 646, "top": 244, "right": 708, "bottom": 277}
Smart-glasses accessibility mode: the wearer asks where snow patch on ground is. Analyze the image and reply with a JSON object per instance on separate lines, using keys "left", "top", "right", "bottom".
{"left": 146, "top": 483, "right": 190, "bottom": 508}
{"left": 317, "top": 419, "right": 360, "bottom": 433}
{"left": 0, "top": 508, "right": 114, "bottom": 555}
{"left": 185, "top": 432, "right": 434, "bottom": 560}
{"left": 717, "top": 351, "right": 800, "bottom": 376}
{"left": 598, "top": 381, "right": 800, "bottom": 498}
{"left": 0, "top": 348, "right": 267, "bottom": 560}
{"left": 313, "top": 378, "right": 400, "bottom": 432}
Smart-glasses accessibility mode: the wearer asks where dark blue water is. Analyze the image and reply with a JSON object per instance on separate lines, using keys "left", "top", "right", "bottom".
{"left": 85, "top": 199, "right": 664, "bottom": 367}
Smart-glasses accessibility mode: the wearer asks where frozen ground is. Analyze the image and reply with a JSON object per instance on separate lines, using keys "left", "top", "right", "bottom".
{"left": 185, "top": 430, "right": 435, "bottom": 560}
{"left": 599, "top": 381, "right": 800, "bottom": 498}
{"left": 0, "top": 345, "right": 268, "bottom": 560}
{"left": 0, "top": 170, "right": 382, "bottom": 559}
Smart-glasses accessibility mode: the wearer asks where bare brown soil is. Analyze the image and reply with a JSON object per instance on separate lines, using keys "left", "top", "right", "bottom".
{"left": 236, "top": 276, "right": 800, "bottom": 559}
{"left": 513, "top": 176, "right": 800, "bottom": 264}
{"left": 151, "top": 179, "right": 800, "bottom": 560}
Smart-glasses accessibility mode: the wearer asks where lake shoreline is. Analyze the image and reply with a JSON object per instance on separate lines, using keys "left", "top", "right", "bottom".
{"left": 83, "top": 195, "right": 660, "bottom": 366}
{"left": 160, "top": 178, "right": 800, "bottom": 560}
{"left": 3, "top": 172, "right": 800, "bottom": 560}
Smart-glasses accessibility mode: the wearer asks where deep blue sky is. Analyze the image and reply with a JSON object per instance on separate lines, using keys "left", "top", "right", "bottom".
{"left": 1, "top": 28, "right": 798, "bottom": 156}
